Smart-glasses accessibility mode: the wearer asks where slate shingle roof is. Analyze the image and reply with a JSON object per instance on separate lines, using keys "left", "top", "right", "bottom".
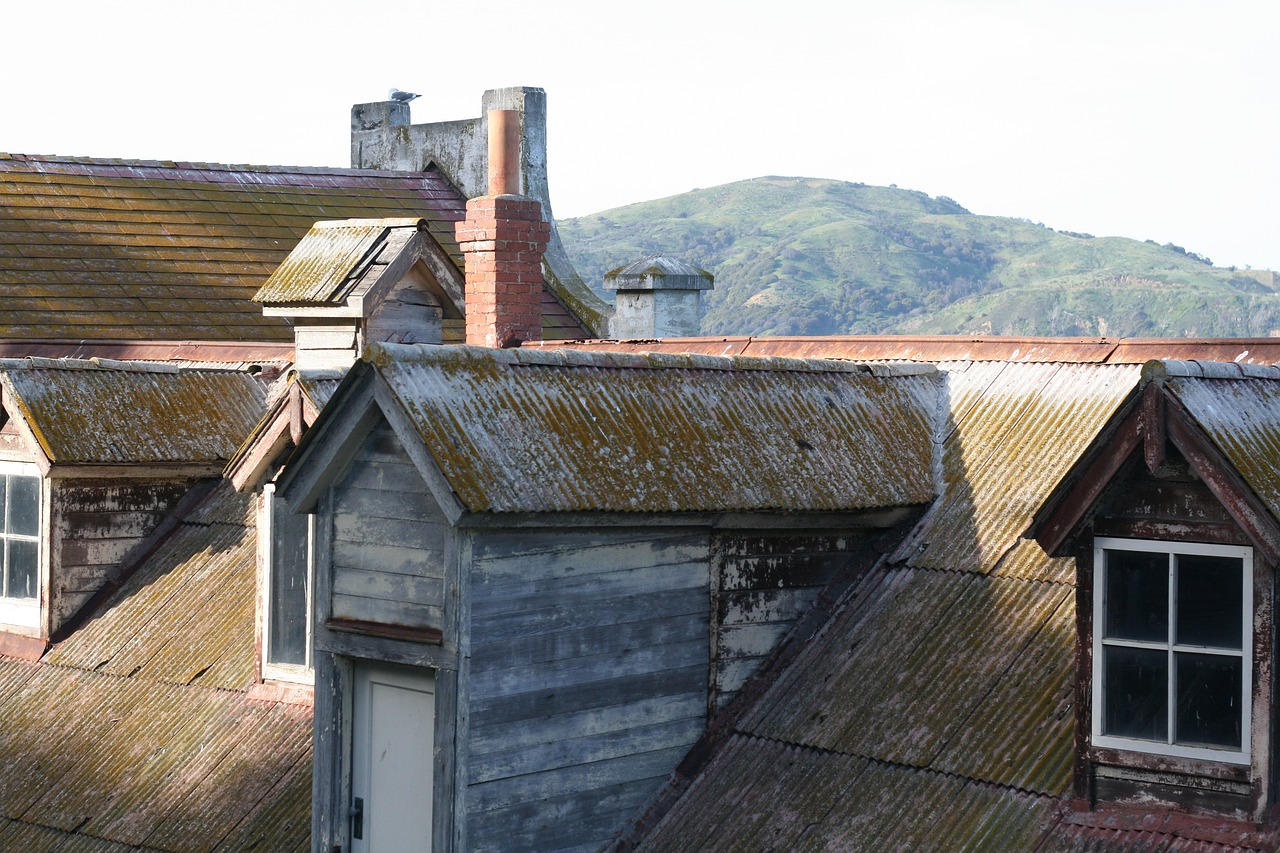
{"left": 0, "top": 154, "right": 468, "bottom": 342}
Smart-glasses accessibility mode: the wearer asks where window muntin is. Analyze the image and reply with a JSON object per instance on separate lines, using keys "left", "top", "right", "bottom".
{"left": 263, "top": 484, "right": 312, "bottom": 677}
{"left": 0, "top": 462, "right": 40, "bottom": 628}
{"left": 1093, "top": 537, "right": 1252, "bottom": 765}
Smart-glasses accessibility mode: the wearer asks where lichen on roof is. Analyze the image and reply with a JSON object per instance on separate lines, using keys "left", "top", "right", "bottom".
{"left": 367, "top": 342, "right": 939, "bottom": 514}
{"left": 253, "top": 218, "right": 426, "bottom": 305}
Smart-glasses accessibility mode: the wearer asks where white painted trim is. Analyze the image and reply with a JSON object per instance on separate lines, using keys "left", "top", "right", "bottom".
{"left": 1093, "top": 536, "right": 1253, "bottom": 765}
{"left": 261, "top": 484, "right": 314, "bottom": 679}
{"left": 0, "top": 461, "right": 40, "bottom": 628}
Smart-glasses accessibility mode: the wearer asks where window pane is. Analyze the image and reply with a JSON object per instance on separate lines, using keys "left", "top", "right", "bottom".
{"left": 6, "top": 476, "right": 38, "bottom": 537}
{"left": 1105, "top": 549, "right": 1168, "bottom": 642}
{"left": 1103, "top": 645, "right": 1167, "bottom": 741}
{"left": 1176, "top": 554, "right": 1242, "bottom": 649}
{"left": 269, "top": 499, "right": 309, "bottom": 666}
{"left": 0, "top": 478, "right": 7, "bottom": 533}
{"left": 1176, "top": 653, "right": 1242, "bottom": 749}
{"left": 7, "top": 539, "right": 37, "bottom": 600}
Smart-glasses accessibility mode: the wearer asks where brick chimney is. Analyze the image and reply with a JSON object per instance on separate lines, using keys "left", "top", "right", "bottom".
{"left": 455, "top": 110, "right": 549, "bottom": 348}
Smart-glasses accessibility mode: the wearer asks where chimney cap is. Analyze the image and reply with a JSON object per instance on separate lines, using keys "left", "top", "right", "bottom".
{"left": 603, "top": 254, "right": 713, "bottom": 292}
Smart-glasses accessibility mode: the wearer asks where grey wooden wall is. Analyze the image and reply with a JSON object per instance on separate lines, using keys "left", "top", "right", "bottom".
{"left": 330, "top": 420, "right": 448, "bottom": 630}
{"left": 463, "top": 528, "right": 711, "bottom": 852}
{"left": 48, "top": 480, "right": 191, "bottom": 635}
{"left": 712, "top": 530, "right": 867, "bottom": 713}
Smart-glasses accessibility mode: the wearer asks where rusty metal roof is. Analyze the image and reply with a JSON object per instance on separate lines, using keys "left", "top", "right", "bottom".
{"left": 369, "top": 343, "right": 940, "bottom": 514}
{"left": 2, "top": 481, "right": 310, "bottom": 851}
{"left": 0, "top": 154, "right": 467, "bottom": 342}
{"left": 537, "top": 335, "right": 1280, "bottom": 365}
{"left": 0, "top": 358, "right": 266, "bottom": 465}
{"left": 253, "top": 218, "right": 422, "bottom": 304}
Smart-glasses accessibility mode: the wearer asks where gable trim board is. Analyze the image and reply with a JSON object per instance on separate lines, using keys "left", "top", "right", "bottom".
{"left": 1031, "top": 360, "right": 1280, "bottom": 563}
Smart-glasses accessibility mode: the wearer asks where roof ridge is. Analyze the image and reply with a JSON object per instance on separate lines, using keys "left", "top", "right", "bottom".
{"left": 367, "top": 342, "right": 940, "bottom": 377}
{"left": 1144, "top": 358, "right": 1280, "bottom": 381}
{"left": 0, "top": 152, "right": 445, "bottom": 179}
{"left": 0, "top": 356, "right": 260, "bottom": 375}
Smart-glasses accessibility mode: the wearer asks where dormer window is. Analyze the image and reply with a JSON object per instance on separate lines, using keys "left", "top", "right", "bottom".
{"left": 1093, "top": 538, "right": 1252, "bottom": 765}
{"left": 0, "top": 462, "right": 39, "bottom": 628}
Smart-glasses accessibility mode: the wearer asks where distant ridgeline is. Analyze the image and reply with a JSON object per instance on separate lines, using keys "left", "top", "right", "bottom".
{"left": 560, "top": 176, "right": 1280, "bottom": 338}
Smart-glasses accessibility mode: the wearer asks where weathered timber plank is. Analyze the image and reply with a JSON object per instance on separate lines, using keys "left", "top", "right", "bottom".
{"left": 716, "top": 621, "right": 792, "bottom": 659}
{"left": 717, "top": 586, "right": 818, "bottom": 626}
{"left": 59, "top": 509, "right": 168, "bottom": 540}
{"left": 469, "top": 715, "right": 705, "bottom": 784}
{"left": 719, "top": 552, "right": 849, "bottom": 590}
{"left": 469, "top": 664, "right": 706, "bottom": 726}
{"left": 471, "top": 562, "right": 706, "bottom": 618}
{"left": 332, "top": 512, "right": 447, "bottom": 550}
{"left": 471, "top": 637, "right": 708, "bottom": 699}
{"left": 715, "top": 656, "right": 767, "bottom": 696}
{"left": 58, "top": 536, "right": 146, "bottom": 567}
{"left": 468, "top": 692, "right": 705, "bottom": 756}
{"left": 471, "top": 529, "right": 708, "bottom": 575}
{"left": 471, "top": 586, "right": 707, "bottom": 643}
{"left": 332, "top": 567, "right": 445, "bottom": 606}
{"left": 331, "top": 592, "right": 441, "bottom": 629}
{"left": 467, "top": 745, "right": 693, "bottom": 813}
{"left": 336, "top": 461, "right": 435, "bottom": 500}
{"left": 716, "top": 530, "right": 867, "bottom": 558}
{"left": 333, "top": 541, "right": 444, "bottom": 577}
{"left": 470, "top": 612, "right": 705, "bottom": 672}
{"left": 467, "top": 775, "right": 668, "bottom": 853}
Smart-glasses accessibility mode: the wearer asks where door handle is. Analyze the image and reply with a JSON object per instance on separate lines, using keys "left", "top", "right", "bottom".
{"left": 351, "top": 797, "right": 364, "bottom": 839}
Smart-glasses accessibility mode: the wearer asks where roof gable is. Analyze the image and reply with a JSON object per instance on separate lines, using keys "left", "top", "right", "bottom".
{"left": 364, "top": 344, "right": 941, "bottom": 515}
{"left": 1031, "top": 359, "right": 1280, "bottom": 562}
{"left": 0, "top": 358, "right": 267, "bottom": 471}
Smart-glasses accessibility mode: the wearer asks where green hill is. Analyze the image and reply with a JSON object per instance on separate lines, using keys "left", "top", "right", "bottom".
{"left": 558, "top": 177, "right": 1280, "bottom": 337}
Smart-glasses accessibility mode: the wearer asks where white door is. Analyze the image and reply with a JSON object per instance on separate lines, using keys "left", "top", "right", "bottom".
{"left": 351, "top": 661, "right": 436, "bottom": 853}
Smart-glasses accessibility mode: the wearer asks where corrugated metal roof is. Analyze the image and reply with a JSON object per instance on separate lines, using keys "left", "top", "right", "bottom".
{"left": 0, "top": 359, "right": 266, "bottom": 465}
{"left": 896, "top": 361, "right": 1141, "bottom": 574}
{"left": 6, "top": 481, "right": 312, "bottom": 851}
{"left": 643, "top": 735, "right": 1061, "bottom": 851}
{"left": 253, "top": 218, "right": 421, "bottom": 305}
{"left": 1163, "top": 368, "right": 1280, "bottom": 523}
{"left": 370, "top": 343, "right": 940, "bottom": 514}
{"left": 0, "top": 155, "right": 469, "bottom": 342}
{"left": 739, "top": 568, "right": 1074, "bottom": 795}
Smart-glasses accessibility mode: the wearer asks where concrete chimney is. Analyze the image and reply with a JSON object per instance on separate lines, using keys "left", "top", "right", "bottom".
{"left": 455, "top": 110, "right": 549, "bottom": 348}
{"left": 605, "top": 254, "right": 714, "bottom": 339}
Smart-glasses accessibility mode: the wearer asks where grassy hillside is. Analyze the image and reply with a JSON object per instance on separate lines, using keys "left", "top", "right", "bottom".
{"left": 558, "top": 177, "right": 1280, "bottom": 337}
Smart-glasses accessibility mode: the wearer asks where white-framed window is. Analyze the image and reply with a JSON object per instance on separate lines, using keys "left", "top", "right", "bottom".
{"left": 262, "top": 483, "right": 312, "bottom": 680}
{"left": 1093, "top": 537, "right": 1252, "bottom": 765}
{"left": 0, "top": 461, "right": 40, "bottom": 629}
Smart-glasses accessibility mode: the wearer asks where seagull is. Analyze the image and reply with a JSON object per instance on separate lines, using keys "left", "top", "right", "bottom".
{"left": 388, "top": 88, "right": 420, "bottom": 104}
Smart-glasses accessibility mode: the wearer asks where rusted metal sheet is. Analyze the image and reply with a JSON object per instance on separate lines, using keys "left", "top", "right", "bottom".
{"left": 0, "top": 359, "right": 265, "bottom": 465}
{"left": 898, "top": 362, "right": 1141, "bottom": 574}
{"left": 1109, "top": 338, "right": 1280, "bottom": 365}
{"left": 253, "top": 219, "right": 420, "bottom": 304}
{"left": 0, "top": 155, "right": 467, "bottom": 342}
{"left": 372, "top": 343, "right": 940, "bottom": 514}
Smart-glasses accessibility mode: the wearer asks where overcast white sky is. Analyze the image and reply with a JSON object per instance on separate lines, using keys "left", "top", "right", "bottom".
{"left": 3, "top": 0, "right": 1276, "bottom": 270}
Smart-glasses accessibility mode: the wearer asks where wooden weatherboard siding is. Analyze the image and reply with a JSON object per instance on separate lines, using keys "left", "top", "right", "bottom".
{"left": 330, "top": 419, "right": 448, "bottom": 631}
{"left": 712, "top": 529, "right": 869, "bottom": 713}
{"left": 48, "top": 480, "right": 192, "bottom": 636}
{"left": 464, "top": 528, "right": 711, "bottom": 852}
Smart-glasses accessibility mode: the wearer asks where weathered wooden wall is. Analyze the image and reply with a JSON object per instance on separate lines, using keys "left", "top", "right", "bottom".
{"left": 712, "top": 530, "right": 867, "bottom": 713}
{"left": 330, "top": 420, "right": 448, "bottom": 630}
{"left": 463, "top": 528, "right": 711, "bottom": 852}
{"left": 48, "top": 480, "right": 192, "bottom": 635}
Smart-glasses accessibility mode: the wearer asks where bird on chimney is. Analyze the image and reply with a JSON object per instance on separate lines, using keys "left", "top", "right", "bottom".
{"left": 388, "top": 88, "right": 420, "bottom": 104}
